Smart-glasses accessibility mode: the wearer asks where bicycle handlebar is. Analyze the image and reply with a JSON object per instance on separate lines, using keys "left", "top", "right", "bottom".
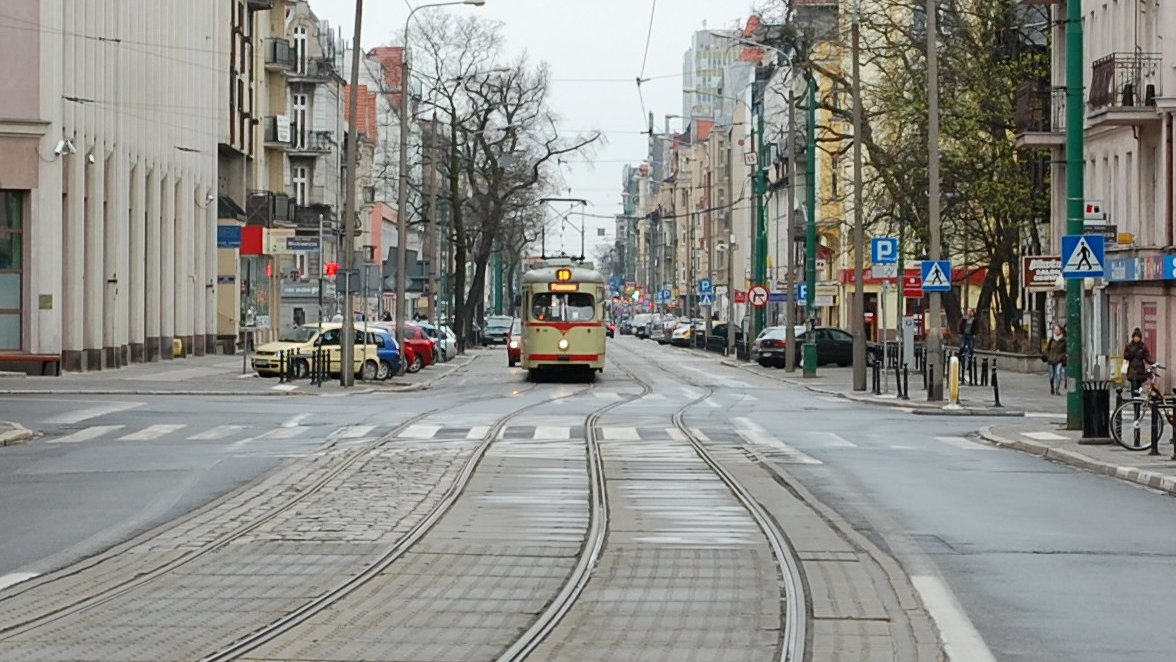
{"left": 1149, "top": 363, "right": 1165, "bottom": 372}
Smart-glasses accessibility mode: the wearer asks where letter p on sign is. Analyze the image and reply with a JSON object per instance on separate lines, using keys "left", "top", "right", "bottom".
{"left": 871, "top": 237, "right": 899, "bottom": 264}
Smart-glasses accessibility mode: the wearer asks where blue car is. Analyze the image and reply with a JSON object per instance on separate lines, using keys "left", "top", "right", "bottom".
{"left": 371, "top": 329, "right": 401, "bottom": 379}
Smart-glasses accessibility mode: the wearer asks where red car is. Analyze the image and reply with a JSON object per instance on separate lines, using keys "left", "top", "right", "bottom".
{"left": 374, "top": 323, "right": 436, "bottom": 373}
{"left": 507, "top": 318, "right": 522, "bottom": 367}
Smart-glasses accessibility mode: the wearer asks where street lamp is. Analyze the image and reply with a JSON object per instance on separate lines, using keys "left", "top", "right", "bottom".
{"left": 394, "top": 0, "right": 486, "bottom": 373}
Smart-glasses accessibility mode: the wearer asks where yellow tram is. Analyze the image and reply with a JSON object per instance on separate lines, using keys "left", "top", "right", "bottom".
{"left": 519, "top": 258, "right": 607, "bottom": 380}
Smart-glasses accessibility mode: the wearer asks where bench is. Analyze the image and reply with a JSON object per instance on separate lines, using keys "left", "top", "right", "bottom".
{"left": 0, "top": 354, "right": 63, "bottom": 376}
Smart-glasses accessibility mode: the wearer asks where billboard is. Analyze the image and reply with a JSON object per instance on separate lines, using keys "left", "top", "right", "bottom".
{"left": 1022, "top": 255, "right": 1061, "bottom": 291}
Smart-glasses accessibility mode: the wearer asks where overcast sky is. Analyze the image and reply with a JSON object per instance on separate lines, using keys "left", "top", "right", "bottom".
{"left": 311, "top": 0, "right": 758, "bottom": 255}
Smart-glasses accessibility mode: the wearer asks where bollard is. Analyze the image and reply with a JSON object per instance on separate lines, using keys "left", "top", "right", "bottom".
{"left": 277, "top": 350, "right": 285, "bottom": 383}
{"left": 991, "top": 359, "right": 1002, "bottom": 407}
{"left": 872, "top": 360, "right": 881, "bottom": 395}
{"left": 894, "top": 362, "right": 902, "bottom": 397}
{"left": 926, "top": 363, "right": 934, "bottom": 400}
{"left": 980, "top": 357, "right": 989, "bottom": 386}
{"left": 967, "top": 355, "right": 977, "bottom": 386}
{"left": 948, "top": 355, "right": 960, "bottom": 404}
{"left": 1151, "top": 406, "right": 1161, "bottom": 455}
{"left": 902, "top": 364, "right": 910, "bottom": 400}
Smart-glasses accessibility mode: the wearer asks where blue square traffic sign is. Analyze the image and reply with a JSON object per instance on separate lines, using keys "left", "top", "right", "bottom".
{"left": 1061, "top": 234, "right": 1105, "bottom": 278}
{"left": 698, "top": 278, "right": 713, "bottom": 293}
{"left": 920, "top": 260, "right": 952, "bottom": 292}
{"left": 871, "top": 237, "right": 899, "bottom": 264}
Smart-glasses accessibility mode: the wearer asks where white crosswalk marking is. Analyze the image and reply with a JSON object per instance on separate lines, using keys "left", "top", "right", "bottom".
{"left": 600, "top": 426, "right": 640, "bottom": 441}
{"left": 935, "top": 436, "right": 994, "bottom": 451}
{"left": 796, "top": 431, "right": 856, "bottom": 448}
{"left": 119, "top": 424, "right": 186, "bottom": 441}
{"left": 702, "top": 399, "right": 721, "bottom": 408}
{"left": 690, "top": 427, "right": 711, "bottom": 441}
{"left": 332, "top": 425, "right": 376, "bottom": 439}
{"left": 257, "top": 427, "right": 305, "bottom": 440}
{"left": 400, "top": 424, "right": 442, "bottom": 439}
{"left": 188, "top": 425, "right": 248, "bottom": 440}
{"left": 534, "top": 425, "right": 571, "bottom": 439}
{"left": 47, "top": 425, "right": 124, "bottom": 444}
{"left": 46, "top": 401, "right": 144, "bottom": 425}
{"left": 734, "top": 417, "right": 822, "bottom": 465}
{"left": 465, "top": 425, "right": 490, "bottom": 439}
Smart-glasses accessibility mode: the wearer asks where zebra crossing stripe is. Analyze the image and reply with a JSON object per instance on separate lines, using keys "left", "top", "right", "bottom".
{"left": 333, "top": 425, "right": 376, "bottom": 439}
{"left": 188, "top": 425, "right": 248, "bottom": 440}
{"left": 119, "top": 424, "right": 187, "bottom": 441}
{"left": 465, "top": 426, "right": 490, "bottom": 439}
{"left": 400, "top": 424, "right": 442, "bottom": 439}
{"left": 600, "top": 427, "right": 640, "bottom": 441}
{"left": 47, "top": 425, "right": 124, "bottom": 444}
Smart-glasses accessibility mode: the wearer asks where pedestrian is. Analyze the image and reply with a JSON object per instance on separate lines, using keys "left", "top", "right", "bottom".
{"left": 382, "top": 311, "right": 392, "bottom": 322}
{"left": 957, "top": 308, "right": 977, "bottom": 378}
{"left": 1045, "top": 323, "right": 1067, "bottom": 395}
{"left": 1123, "top": 327, "right": 1151, "bottom": 395}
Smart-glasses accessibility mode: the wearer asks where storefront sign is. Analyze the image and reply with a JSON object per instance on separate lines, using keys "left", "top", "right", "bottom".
{"left": 1022, "top": 255, "right": 1061, "bottom": 291}
{"left": 283, "top": 282, "right": 321, "bottom": 298}
{"left": 1107, "top": 256, "right": 1167, "bottom": 282}
{"left": 217, "top": 225, "right": 242, "bottom": 248}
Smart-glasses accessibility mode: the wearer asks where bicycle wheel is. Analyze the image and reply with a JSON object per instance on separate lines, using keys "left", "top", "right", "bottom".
{"left": 1110, "top": 399, "right": 1166, "bottom": 451}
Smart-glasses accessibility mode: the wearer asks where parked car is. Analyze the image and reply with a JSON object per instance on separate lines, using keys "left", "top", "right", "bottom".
{"left": 482, "top": 315, "right": 514, "bottom": 346}
{"left": 252, "top": 323, "right": 382, "bottom": 380}
{"left": 669, "top": 319, "right": 705, "bottom": 347}
{"left": 755, "top": 325, "right": 882, "bottom": 368}
{"left": 705, "top": 322, "right": 745, "bottom": 352}
{"left": 417, "top": 321, "right": 457, "bottom": 361}
{"left": 507, "top": 318, "right": 522, "bottom": 366}
{"left": 618, "top": 319, "right": 634, "bottom": 335}
{"left": 370, "top": 328, "right": 401, "bottom": 379}
{"left": 632, "top": 313, "right": 654, "bottom": 339}
{"left": 371, "top": 322, "right": 436, "bottom": 373}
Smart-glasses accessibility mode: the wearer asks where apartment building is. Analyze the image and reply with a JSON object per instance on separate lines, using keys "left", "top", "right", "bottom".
{"left": 1017, "top": 0, "right": 1172, "bottom": 370}
{"left": 0, "top": 0, "right": 219, "bottom": 371}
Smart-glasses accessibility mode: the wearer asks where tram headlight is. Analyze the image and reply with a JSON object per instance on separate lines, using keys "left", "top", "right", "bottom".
{"left": 558, "top": 338, "right": 570, "bottom": 351}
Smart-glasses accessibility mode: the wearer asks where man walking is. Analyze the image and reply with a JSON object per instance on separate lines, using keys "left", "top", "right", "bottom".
{"left": 958, "top": 308, "right": 976, "bottom": 382}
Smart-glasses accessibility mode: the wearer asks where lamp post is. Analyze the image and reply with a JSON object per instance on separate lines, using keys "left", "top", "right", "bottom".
{"left": 850, "top": 2, "right": 867, "bottom": 391}
{"left": 338, "top": 0, "right": 365, "bottom": 387}
{"left": 1064, "top": 0, "right": 1085, "bottom": 428}
{"left": 394, "top": 0, "right": 485, "bottom": 372}
{"left": 924, "top": 0, "right": 944, "bottom": 400}
{"left": 803, "top": 73, "right": 818, "bottom": 377}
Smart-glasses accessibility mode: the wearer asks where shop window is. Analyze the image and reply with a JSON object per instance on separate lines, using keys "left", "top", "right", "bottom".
{"left": 0, "top": 191, "right": 24, "bottom": 350}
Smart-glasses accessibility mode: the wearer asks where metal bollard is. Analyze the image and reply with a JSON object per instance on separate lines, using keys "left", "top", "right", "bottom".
{"left": 968, "top": 355, "right": 977, "bottom": 386}
{"left": 1151, "top": 405, "right": 1161, "bottom": 455}
{"left": 902, "top": 364, "right": 910, "bottom": 400}
{"left": 980, "top": 357, "right": 989, "bottom": 386}
{"left": 991, "top": 359, "right": 1002, "bottom": 407}
{"left": 926, "top": 363, "right": 934, "bottom": 399}
{"left": 277, "top": 350, "right": 286, "bottom": 383}
{"left": 894, "top": 362, "right": 902, "bottom": 397}
{"left": 872, "top": 360, "right": 881, "bottom": 395}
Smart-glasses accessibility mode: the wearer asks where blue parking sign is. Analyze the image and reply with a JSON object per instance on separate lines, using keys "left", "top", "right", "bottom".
{"left": 871, "top": 237, "right": 899, "bottom": 264}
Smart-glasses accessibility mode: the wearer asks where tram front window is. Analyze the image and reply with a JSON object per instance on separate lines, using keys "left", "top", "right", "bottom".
{"left": 532, "top": 292, "right": 595, "bottom": 321}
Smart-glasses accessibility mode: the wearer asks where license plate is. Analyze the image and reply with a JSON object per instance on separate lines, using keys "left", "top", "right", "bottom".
{"left": 254, "top": 360, "right": 270, "bottom": 368}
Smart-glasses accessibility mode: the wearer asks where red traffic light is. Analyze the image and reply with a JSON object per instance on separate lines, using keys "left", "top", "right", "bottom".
{"left": 325, "top": 262, "right": 339, "bottom": 276}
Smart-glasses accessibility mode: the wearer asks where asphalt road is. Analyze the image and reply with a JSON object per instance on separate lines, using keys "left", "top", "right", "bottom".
{"left": 1, "top": 339, "right": 1174, "bottom": 660}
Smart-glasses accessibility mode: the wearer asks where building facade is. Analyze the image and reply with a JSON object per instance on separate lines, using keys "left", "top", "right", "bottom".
{"left": 1, "top": 0, "right": 220, "bottom": 370}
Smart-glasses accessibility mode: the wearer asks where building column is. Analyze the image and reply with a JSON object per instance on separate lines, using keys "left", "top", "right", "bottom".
{"left": 83, "top": 140, "right": 105, "bottom": 370}
{"left": 193, "top": 185, "right": 208, "bottom": 356}
{"left": 160, "top": 173, "right": 175, "bottom": 359}
{"left": 177, "top": 180, "right": 193, "bottom": 356}
{"left": 145, "top": 166, "right": 161, "bottom": 360}
{"left": 204, "top": 192, "right": 218, "bottom": 354}
{"left": 128, "top": 161, "right": 145, "bottom": 362}
{"left": 102, "top": 151, "right": 121, "bottom": 367}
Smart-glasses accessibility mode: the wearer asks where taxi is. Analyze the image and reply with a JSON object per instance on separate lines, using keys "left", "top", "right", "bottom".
{"left": 252, "top": 323, "right": 382, "bottom": 380}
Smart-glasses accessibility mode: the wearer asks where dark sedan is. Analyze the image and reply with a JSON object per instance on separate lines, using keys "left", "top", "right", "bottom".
{"left": 482, "top": 316, "right": 514, "bottom": 346}
{"left": 754, "top": 325, "right": 881, "bottom": 368}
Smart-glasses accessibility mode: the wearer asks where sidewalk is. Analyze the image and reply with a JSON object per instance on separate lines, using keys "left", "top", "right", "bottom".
{"left": 703, "top": 350, "right": 1176, "bottom": 497}
{"left": 0, "top": 351, "right": 478, "bottom": 397}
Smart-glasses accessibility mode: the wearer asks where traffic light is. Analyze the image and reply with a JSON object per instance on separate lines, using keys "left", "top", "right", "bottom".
{"left": 631, "top": 290, "right": 640, "bottom": 302}
{"left": 324, "top": 262, "right": 339, "bottom": 276}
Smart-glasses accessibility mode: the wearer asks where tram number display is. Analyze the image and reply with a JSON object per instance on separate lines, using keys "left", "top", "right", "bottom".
{"left": 555, "top": 268, "right": 573, "bottom": 282}
{"left": 549, "top": 282, "right": 579, "bottom": 292}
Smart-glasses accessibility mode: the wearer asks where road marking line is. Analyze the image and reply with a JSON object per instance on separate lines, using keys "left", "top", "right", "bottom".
{"left": 400, "top": 424, "right": 441, "bottom": 439}
{"left": 804, "top": 431, "right": 856, "bottom": 448}
{"left": 188, "top": 425, "right": 248, "bottom": 440}
{"left": 271, "top": 384, "right": 299, "bottom": 391}
{"left": 601, "top": 426, "right": 640, "bottom": 441}
{"left": 45, "top": 401, "right": 144, "bottom": 425}
{"left": 119, "top": 424, "right": 186, "bottom": 441}
{"left": 936, "top": 436, "right": 994, "bottom": 451}
{"left": 735, "top": 417, "right": 822, "bottom": 464}
{"left": 1024, "top": 431, "right": 1067, "bottom": 441}
{"left": 0, "top": 573, "right": 39, "bottom": 591}
{"left": 666, "top": 427, "right": 686, "bottom": 441}
{"left": 332, "top": 425, "right": 375, "bottom": 439}
{"left": 258, "top": 427, "right": 304, "bottom": 440}
{"left": 47, "top": 425, "right": 124, "bottom": 444}
{"left": 702, "top": 399, "right": 721, "bottom": 408}
{"left": 281, "top": 413, "right": 311, "bottom": 428}
{"left": 534, "top": 425, "right": 571, "bottom": 440}
{"left": 911, "top": 575, "right": 997, "bottom": 662}
{"left": 690, "top": 427, "right": 712, "bottom": 442}
{"left": 465, "top": 425, "right": 490, "bottom": 439}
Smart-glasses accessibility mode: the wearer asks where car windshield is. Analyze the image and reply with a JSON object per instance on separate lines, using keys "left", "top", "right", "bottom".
{"left": 759, "top": 325, "right": 806, "bottom": 340}
{"left": 531, "top": 292, "right": 595, "bottom": 322}
{"left": 511, "top": 319, "right": 522, "bottom": 334}
{"left": 486, "top": 317, "right": 512, "bottom": 331}
{"left": 279, "top": 326, "right": 319, "bottom": 343}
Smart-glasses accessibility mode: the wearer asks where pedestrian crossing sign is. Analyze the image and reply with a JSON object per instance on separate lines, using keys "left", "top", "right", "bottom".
{"left": 920, "top": 260, "right": 952, "bottom": 292}
{"left": 699, "top": 292, "right": 714, "bottom": 307}
{"left": 1061, "top": 234, "right": 1105, "bottom": 278}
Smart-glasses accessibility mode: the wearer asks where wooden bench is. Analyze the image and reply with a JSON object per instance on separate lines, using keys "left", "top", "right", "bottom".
{"left": 0, "top": 354, "right": 63, "bottom": 376}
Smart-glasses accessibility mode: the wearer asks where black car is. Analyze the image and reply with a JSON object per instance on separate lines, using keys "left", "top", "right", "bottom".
{"left": 754, "top": 325, "right": 881, "bottom": 368}
{"left": 482, "top": 316, "right": 514, "bottom": 345}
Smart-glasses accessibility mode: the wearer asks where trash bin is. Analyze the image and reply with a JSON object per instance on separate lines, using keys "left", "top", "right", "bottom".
{"left": 1080, "top": 380, "right": 1111, "bottom": 438}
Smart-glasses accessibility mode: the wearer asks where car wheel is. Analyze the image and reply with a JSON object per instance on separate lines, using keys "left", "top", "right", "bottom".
{"left": 360, "top": 360, "right": 379, "bottom": 381}
{"left": 773, "top": 360, "right": 786, "bottom": 369}
{"left": 377, "top": 360, "right": 393, "bottom": 380}
{"left": 292, "top": 359, "right": 309, "bottom": 379}
{"left": 407, "top": 354, "right": 424, "bottom": 373}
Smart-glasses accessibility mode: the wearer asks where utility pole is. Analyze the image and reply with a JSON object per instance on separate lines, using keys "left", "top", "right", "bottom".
{"left": 727, "top": 232, "right": 736, "bottom": 357}
{"left": 339, "top": 0, "right": 364, "bottom": 387}
{"left": 1065, "top": 0, "right": 1085, "bottom": 428}
{"left": 704, "top": 152, "right": 714, "bottom": 337}
{"left": 851, "top": 6, "right": 867, "bottom": 391}
{"left": 753, "top": 88, "right": 768, "bottom": 344}
{"left": 925, "top": 0, "right": 944, "bottom": 401}
{"left": 425, "top": 113, "right": 438, "bottom": 327}
{"left": 785, "top": 85, "right": 797, "bottom": 372}
{"left": 803, "top": 74, "right": 818, "bottom": 377}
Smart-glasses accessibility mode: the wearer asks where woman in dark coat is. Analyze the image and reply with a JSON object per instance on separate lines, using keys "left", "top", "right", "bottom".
{"left": 1045, "top": 323, "right": 1066, "bottom": 395}
{"left": 1123, "top": 327, "right": 1151, "bottom": 395}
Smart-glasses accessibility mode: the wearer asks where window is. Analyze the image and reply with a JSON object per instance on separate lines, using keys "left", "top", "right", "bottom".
{"left": 531, "top": 292, "right": 595, "bottom": 322}
{"left": 292, "top": 93, "right": 308, "bottom": 148}
{"left": 316, "top": 329, "right": 340, "bottom": 346}
{"left": 292, "top": 165, "right": 309, "bottom": 205}
{"left": 293, "top": 25, "right": 308, "bottom": 74}
{"left": 0, "top": 191, "right": 23, "bottom": 350}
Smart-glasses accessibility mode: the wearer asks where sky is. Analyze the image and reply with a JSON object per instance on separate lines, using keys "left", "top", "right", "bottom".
{"left": 311, "top": 0, "right": 760, "bottom": 256}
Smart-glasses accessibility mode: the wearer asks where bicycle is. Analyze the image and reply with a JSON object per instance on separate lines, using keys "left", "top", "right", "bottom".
{"left": 1109, "top": 363, "right": 1176, "bottom": 454}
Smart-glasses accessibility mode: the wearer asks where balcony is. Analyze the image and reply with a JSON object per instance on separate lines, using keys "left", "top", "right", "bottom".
{"left": 246, "top": 190, "right": 294, "bottom": 228}
{"left": 289, "top": 130, "right": 334, "bottom": 156}
{"left": 1088, "top": 52, "right": 1162, "bottom": 127}
{"left": 245, "top": 0, "right": 273, "bottom": 10}
{"left": 262, "top": 116, "right": 291, "bottom": 148}
{"left": 1014, "top": 81, "right": 1065, "bottom": 149}
{"left": 264, "top": 39, "right": 293, "bottom": 72}
{"left": 294, "top": 204, "right": 337, "bottom": 233}
{"left": 287, "top": 57, "right": 336, "bottom": 84}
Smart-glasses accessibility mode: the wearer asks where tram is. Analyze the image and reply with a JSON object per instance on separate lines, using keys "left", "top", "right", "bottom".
{"left": 518, "top": 257, "right": 607, "bottom": 380}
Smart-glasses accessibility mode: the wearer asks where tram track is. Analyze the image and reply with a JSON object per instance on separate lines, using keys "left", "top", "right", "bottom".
{"left": 608, "top": 340, "right": 809, "bottom": 662}
{"left": 0, "top": 382, "right": 543, "bottom": 643}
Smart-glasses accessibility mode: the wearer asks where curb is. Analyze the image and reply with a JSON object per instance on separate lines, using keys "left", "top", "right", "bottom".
{"left": 0, "top": 422, "right": 33, "bottom": 446}
{"left": 978, "top": 426, "right": 1176, "bottom": 497}
{"left": 0, "top": 389, "right": 310, "bottom": 397}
